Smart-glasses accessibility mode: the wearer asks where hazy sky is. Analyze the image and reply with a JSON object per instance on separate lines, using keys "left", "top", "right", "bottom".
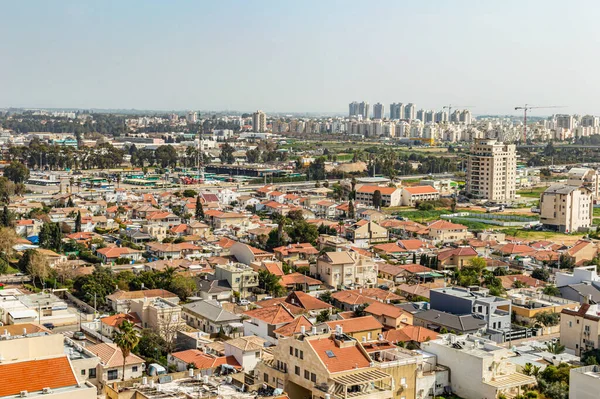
{"left": 0, "top": 1, "right": 597, "bottom": 115}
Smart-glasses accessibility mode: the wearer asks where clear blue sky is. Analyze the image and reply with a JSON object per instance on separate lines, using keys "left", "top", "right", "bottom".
{"left": 0, "top": 0, "right": 596, "bottom": 115}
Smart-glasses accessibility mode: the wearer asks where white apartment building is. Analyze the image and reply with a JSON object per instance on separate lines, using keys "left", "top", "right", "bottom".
{"left": 466, "top": 139, "right": 517, "bottom": 201}
{"left": 252, "top": 110, "right": 267, "bottom": 133}
{"left": 404, "top": 103, "right": 416, "bottom": 120}
{"left": 539, "top": 184, "right": 593, "bottom": 233}
{"left": 316, "top": 251, "right": 378, "bottom": 289}
{"left": 570, "top": 365, "right": 600, "bottom": 399}
{"left": 421, "top": 334, "right": 535, "bottom": 399}
{"left": 355, "top": 185, "right": 402, "bottom": 207}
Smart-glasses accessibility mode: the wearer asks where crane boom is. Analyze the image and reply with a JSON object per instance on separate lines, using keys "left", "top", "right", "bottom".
{"left": 514, "top": 104, "right": 565, "bottom": 142}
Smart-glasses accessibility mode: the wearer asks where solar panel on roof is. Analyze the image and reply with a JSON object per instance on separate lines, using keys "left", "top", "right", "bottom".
{"left": 325, "top": 350, "right": 336, "bottom": 358}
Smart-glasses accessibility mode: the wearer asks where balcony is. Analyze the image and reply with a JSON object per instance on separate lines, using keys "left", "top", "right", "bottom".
{"left": 316, "top": 369, "right": 394, "bottom": 399}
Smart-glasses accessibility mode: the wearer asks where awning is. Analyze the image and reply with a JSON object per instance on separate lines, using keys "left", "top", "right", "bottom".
{"left": 331, "top": 369, "right": 391, "bottom": 386}
{"left": 485, "top": 373, "right": 536, "bottom": 389}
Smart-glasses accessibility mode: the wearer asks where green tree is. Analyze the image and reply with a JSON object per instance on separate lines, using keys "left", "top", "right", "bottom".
{"left": 543, "top": 285, "right": 561, "bottom": 296}
{"left": 258, "top": 270, "right": 285, "bottom": 297}
{"left": 220, "top": 143, "right": 235, "bottom": 164}
{"left": 545, "top": 341, "right": 566, "bottom": 354}
{"left": 112, "top": 320, "right": 140, "bottom": 381}
{"left": 319, "top": 291, "right": 333, "bottom": 304}
{"left": 372, "top": 190, "right": 382, "bottom": 208}
{"left": 532, "top": 268, "right": 550, "bottom": 281}
{"left": 195, "top": 195, "right": 204, "bottom": 220}
{"left": 354, "top": 303, "right": 369, "bottom": 317}
{"left": 348, "top": 200, "right": 355, "bottom": 219}
{"left": 316, "top": 310, "right": 330, "bottom": 323}
{"left": 534, "top": 311, "right": 560, "bottom": 327}
{"left": 75, "top": 211, "right": 82, "bottom": 233}
{"left": 182, "top": 189, "right": 197, "bottom": 198}
{"left": 154, "top": 145, "right": 178, "bottom": 168}
{"left": 3, "top": 161, "right": 30, "bottom": 184}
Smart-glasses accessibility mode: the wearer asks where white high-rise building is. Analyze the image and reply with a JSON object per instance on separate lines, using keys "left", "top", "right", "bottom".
{"left": 252, "top": 110, "right": 267, "bottom": 133}
{"left": 581, "top": 115, "right": 599, "bottom": 128}
{"left": 424, "top": 110, "right": 435, "bottom": 123}
{"left": 435, "top": 111, "right": 448, "bottom": 123}
{"left": 186, "top": 111, "right": 197, "bottom": 123}
{"left": 556, "top": 114, "right": 574, "bottom": 130}
{"left": 466, "top": 139, "right": 517, "bottom": 201}
{"left": 416, "top": 109, "right": 426, "bottom": 122}
{"left": 459, "top": 110, "right": 473, "bottom": 125}
{"left": 373, "top": 103, "right": 385, "bottom": 119}
{"left": 404, "top": 103, "right": 416, "bottom": 120}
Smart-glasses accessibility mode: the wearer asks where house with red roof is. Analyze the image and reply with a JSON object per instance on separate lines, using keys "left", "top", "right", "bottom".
{"left": 383, "top": 325, "right": 438, "bottom": 344}
{"left": 243, "top": 304, "right": 297, "bottom": 344}
{"left": 436, "top": 246, "right": 479, "bottom": 269}
{"left": 280, "top": 273, "right": 323, "bottom": 292}
{"left": 230, "top": 241, "right": 274, "bottom": 265}
{"left": 401, "top": 185, "right": 440, "bottom": 206}
{"left": 364, "top": 301, "right": 413, "bottom": 329}
{"left": 427, "top": 220, "right": 471, "bottom": 242}
{"left": 565, "top": 239, "right": 598, "bottom": 265}
{"left": 273, "top": 243, "right": 319, "bottom": 265}
{"left": 168, "top": 349, "right": 241, "bottom": 373}
{"left": 319, "top": 315, "right": 384, "bottom": 342}
{"left": 96, "top": 247, "right": 144, "bottom": 264}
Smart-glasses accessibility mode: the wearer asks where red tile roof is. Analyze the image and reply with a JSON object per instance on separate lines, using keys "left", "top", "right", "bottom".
{"left": 324, "top": 315, "right": 383, "bottom": 333}
{"left": 357, "top": 185, "right": 399, "bottom": 195}
{"left": 403, "top": 185, "right": 438, "bottom": 194}
{"left": 287, "top": 291, "right": 332, "bottom": 311}
{"left": 243, "top": 304, "right": 296, "bottom": 324}
{"left": 273, "top": 315, "right": 313, "bottom": 337}
{"left": 308, "top": 337, "right": 371, "bottom": 373}
{"left": 281, "top": 272, "right": 322, "bottom": 287}
{"left": 100, "top": 313, "right": 141, "bottom": 327}
{"left": 171, "top": 350, "right": 241, "bottom": 370}
{"left": 428, "top": 220, "right": 468, "bottom": 230}
{"left": 383, "top": 325, "right": 438, "bottom": 343}
{"left": 0, "top": 357, "right": 78, "bottom": 396}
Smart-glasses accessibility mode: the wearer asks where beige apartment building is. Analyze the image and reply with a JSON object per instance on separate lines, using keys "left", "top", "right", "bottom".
{"left": 316, "top": 251, "right": 378, "bottom": 289}
{"left": 355, "top": 185, "right": 402, "bottom": 207}
{"left": 466, "top": 139, "right": 516, "bottom": 201}
{"left": 567, "top": 167, "right": 600, "bottom": 199}
{"left": 129, "top": 297, "right": 185, "bottom": 341}
{"left": 561, "top": 303, "right": 600, "bottom": 356}
{"left": 540, "top": 184, "right": 593, "bottom": 233}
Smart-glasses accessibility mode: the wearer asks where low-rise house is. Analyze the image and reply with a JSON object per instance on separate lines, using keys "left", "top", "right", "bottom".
{"left": 364, "top": 301, "right": 413, "bottom": 329}
{"left": 316, "top": 251, "right": 378, "bottom": 289}
{"left": 345, "top": 220, "right": 388, "bottom": 247}
{"left": 243, "top": 304, "right": 296, "bottom": 345}
{"left": 96, "top": 247, "right": 144, "bottom": 264}
{"left": 99, "top": 313, "right": 141, "bottom": 338}
{"left": 106, "top": 289, "right": 179, "bottom": 313}
{"left": 129, "top": 297, "right": 185, "bottom": 340}
{"left": 502, "top": 289, "right": 578, "bottom": 331}
{"left": 35, "top": 248, "right": 68, "bottom": 268}
{"left": 317, "top": 315, "right": 384, "bottom": 342}
{"left": 168, "top": 349, "right": 240, "bottom": 374}
{"left": 413, "top": 309, "right": 488, "bottom": 334}
{"left": 87, "top": 342, "right": 145, "bottom": 384}
{"left": 421, "top": 335, "right": 535, "bottom": 399}
{"left": 280, "top": 272, "right": 323, "bottom": 292}
{"left": 213, "top": 263, "right": 259, "bottom": 297}
{"left": 197, "top": 280, "right": 233, "bottom": 302}
{"left": 182, "top": 300, "right": 243, "bottom": 337}
{"left": 230, "top": 242, "right": 274, "bottom": 265}
{"left": 427, "top": 220, "right": 471, "bottom": 242}
{"left": 273, "top": 243, "right": 319, "bottom": 265}
{"left": 400, "top": 185, "right": 440, "bottom": 206}
{"left": 223, "top": 336, "right": 266, "bottom": 372}
{"left": 565, "top": 240, "right": 598, "bottom": 266}
{"left": 284, "top": 291, "right": 332, "bottom": 314}
{"left": 561, "top": 303, "right": 600, "bottom": 355}
{"left": 436, "top": 246, "right": 478, "bottom": 269}
{"left": 382, "top": 325, "right": 438, "bottom": 345}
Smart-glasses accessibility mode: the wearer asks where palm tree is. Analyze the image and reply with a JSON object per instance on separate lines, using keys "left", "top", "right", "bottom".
{"left": 545, "top": 341, "right": 566, "bottom": 355}
{"left": 112, "top": 320, "right": 140, "bottom": 381}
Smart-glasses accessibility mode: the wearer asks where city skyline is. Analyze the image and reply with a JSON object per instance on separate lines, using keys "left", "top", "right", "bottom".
{"left": 1, "top": 1, "right": 598, "bottom": 115}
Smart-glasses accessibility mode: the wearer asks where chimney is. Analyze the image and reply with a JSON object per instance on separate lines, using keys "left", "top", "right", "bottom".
{"left": 300, "top": 326, "right": 306, "bottom": 335}
{"left": 311, "top": 326, "right": 317, "bottom": 335}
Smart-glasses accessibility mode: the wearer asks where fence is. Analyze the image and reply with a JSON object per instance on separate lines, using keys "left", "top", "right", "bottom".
{"left": 81, "top": 321, "right": 113, "bottom": 343}
{"left": 441, "top": 212, "right": 540, "bottom": 227}
{"left": 63, "top": 291, "right": 97, "bottom": 316}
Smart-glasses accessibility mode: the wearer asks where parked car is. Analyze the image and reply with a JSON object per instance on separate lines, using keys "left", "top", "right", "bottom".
{"left": 73, "top": 331, "right": 86, "bottom": 340}
{"left": 42, "top": 323, "right": 55, "bottom": 330}
{"left": 238, "top": 299, "right": 249, "bottom": 306}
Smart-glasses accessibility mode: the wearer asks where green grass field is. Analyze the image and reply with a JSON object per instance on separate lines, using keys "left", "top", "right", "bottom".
{"left": 517, "top": 186, "right": 547, "bottom": 198}
{"left": 501, "top": 227, "right": 581, "bottom": 241}
{"left": 593, "top": 207, "right": 600, "bottom": 217}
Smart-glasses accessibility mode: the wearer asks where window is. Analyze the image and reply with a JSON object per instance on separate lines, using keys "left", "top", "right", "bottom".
{"left": 295, "top": 366, "right": 300, "bottom": 376}
{"left": 311, "top": 373, "right": 316, "bottom": 383}
{"left": 300, "top": 350, "right": 304, "bottom": 360}
{"left": 255, "top": 351, "right": 260, "bottom": 359}
{"left": 89, "top": 368, "right": 96, "bottom": 379}
{"left": 295, "top": 348, "right": 299, "bottom": 357}
{"left": 304, "top": 370, "right": 310, "bottom": 380}
{"left": 290, "top": 347, "right": 293, "bottom": 355}
{"left": 401, "top": 378, "right": 406, "bottom": 385}
{"left": 81, "top": 369, "right": 86, "bottom": 376}
{"left": 108, "top": 369, "right": 119, "bottom": 380}
{"left": 264, "top": 373, "right": 269, "bottom": 383}
{"left": 132, "top": 366, "right": 138, "bottom": 373}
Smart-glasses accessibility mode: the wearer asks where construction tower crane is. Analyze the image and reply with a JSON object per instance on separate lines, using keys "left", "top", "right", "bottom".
{"left": 514, "top": 104, "right": 565, "bottom": 142}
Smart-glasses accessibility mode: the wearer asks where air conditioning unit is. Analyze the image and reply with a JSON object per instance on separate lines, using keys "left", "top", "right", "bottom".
{"left": 401, "top": 383, "right": 408, "bottom": 389}
{"left": 42, "top": 388, "right": 52, "bottom": 394}
{"left": 19, "top": 391, "right": 28, "bottom": 397}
